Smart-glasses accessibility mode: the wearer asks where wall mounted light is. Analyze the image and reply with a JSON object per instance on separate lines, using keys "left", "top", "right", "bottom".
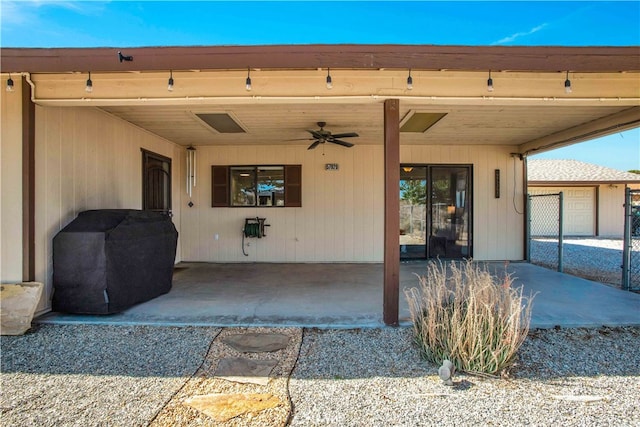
{"left": 6, "top": 74, "right": 14, "bottom": 92}
{"left": 85, "top": 72, "right": 93, "bottom": 93}
{"left": 406, "top": 69, "right": 413, "bottom": 90}
{"left": 487, "top": 70, "right": 494, "bottom": 92}
{"left": 326, "top": 68, "right": 333, "bottom": 89}
{"left": 564, "top": 71, "right": 572, "bottom": 94}
{"left": 167, "top": 70, "right": 174, "bottom": 92}
{"left": 403, "top": 167, "right": 414, "bottom": 172}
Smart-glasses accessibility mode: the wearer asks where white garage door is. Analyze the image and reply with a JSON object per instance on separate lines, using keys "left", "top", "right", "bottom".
{"left": 529, "top": 187, "right": 595, "bottom": 236}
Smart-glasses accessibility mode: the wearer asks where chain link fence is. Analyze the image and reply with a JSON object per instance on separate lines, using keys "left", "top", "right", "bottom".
{"left": 527, "top": 192, "right": 563, "bottom": 272}
{"left": 622, "top": 188, "right": 640, "bottom": 291}
{"left": 528, "top": 188, "right": 638, "bottom": 292}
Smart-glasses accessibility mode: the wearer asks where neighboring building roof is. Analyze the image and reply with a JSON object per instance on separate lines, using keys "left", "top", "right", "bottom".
{"left": 528, "top": 159, "right": 640, "bottom": 184}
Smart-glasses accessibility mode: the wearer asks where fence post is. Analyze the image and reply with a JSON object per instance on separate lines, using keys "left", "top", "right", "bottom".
{"left": 622, "top": 187, "right": 631, "bottom": 291}
{"left": 558, "top": 191, "right": 564, "bottom": 273}
{"left": 526, "top": 194, "right": 532, "bottom": 262}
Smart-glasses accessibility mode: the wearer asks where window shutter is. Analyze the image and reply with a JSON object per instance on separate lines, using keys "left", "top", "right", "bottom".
{"left": 211, "top": 166, "right": 229, "bottom": 207}
{"left": 284, "top": 165, "right": 302, "bottom": 207}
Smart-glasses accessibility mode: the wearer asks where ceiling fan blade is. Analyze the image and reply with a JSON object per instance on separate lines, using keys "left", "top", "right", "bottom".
{"left": 307, "top": 140, "right": 321, "bottom": 150}
{"left": 307, "top": 129, "right": 323, "bottom": 139}
{"left": 330, "top": 132, "right": 359, "bottom": 138}
{"left": 330, "top": 139, "right": 354, "bottom": 148}
{"left": 285, "top": 138, "right": 314, "bottom": 141}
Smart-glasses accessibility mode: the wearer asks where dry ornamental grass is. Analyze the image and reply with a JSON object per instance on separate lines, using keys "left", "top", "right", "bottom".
{"left": 405, "top": 260, "right": 535, "bottom": 376}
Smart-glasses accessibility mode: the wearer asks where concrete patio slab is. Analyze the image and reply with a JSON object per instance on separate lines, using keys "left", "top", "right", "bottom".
{"left": 36, "top": 262, "right": 640, "bottom": 329}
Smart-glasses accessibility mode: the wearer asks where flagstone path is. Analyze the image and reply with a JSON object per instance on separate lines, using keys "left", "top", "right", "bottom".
{"left": 150, "top": 327, "right": 302, "bottom": 426}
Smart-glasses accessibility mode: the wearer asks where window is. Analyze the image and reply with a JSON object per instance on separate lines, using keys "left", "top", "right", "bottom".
{"left": 212, "top": 165, "right": 301, "bottom": 207}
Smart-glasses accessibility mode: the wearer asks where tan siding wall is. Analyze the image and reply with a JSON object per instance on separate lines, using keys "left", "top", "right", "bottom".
{"left": 180, "top": 145, "right": 385, "bottom": 262}
{"left": 598, "top": 184, "right": 625, "bottom": 237}
{"left": 34, "top": 106, "right": 182, "bottom": 312}
{"left": 180, "top": 144, "right": 524, "bottom": 262}
{"left": 0, "top": 80, "right": 24, "bottom": 283}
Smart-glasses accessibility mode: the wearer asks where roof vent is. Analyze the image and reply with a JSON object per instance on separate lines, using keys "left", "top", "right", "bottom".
{"left": 195, "top": 113, "right": 246, "bottom": 133}
{"left": 400, "top": 112, "right": 447, "bottom": 133}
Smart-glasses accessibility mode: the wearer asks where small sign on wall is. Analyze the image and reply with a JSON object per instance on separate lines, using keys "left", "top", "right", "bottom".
{"left": 325, "top": 163, "right": 339, "bottom": 171}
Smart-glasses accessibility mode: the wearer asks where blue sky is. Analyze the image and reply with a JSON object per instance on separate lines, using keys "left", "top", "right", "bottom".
{"left": 1, "top": 1, "right": 638, "bottom": 170}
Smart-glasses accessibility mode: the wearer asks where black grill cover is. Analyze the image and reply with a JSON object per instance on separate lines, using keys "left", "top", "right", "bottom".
{"left": 52, "top": 209, "right": 178, "bottom": 314}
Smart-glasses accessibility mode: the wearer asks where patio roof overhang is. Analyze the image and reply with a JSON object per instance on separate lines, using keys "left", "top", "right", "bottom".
{"left": 2, "top": 44, "right": 639, "bottom": 155}
{"left": 4, "top": 44, "right": 638, "bottom": 327}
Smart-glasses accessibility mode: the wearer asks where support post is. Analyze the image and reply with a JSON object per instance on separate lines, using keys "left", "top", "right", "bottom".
{"left": 383, "top": 99, "right": 400, "bottom": 326}
{"left": 523, "top": 155, "right": 529, "bottom": 261}
{"left": 558, "top": 191, "right": 564, "bottom": 273}
{"left": 526, "top": 194, "right": 532, "bottom": 263}
{"left": 622, "top": 187, "right": 631, "bottom": 291}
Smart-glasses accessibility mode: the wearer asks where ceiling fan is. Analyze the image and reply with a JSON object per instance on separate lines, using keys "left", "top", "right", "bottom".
{"left": 295, "top": 122, "right": 359, "bottom": 150}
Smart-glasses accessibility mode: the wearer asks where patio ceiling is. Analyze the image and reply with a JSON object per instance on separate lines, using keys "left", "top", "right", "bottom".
{"left": 96, "top": 102, "right": 628, "bottom": 150}
{"left": 98, "top": 103, "right": 635, "bottom": 149}
{"left": 3, "top": 44, "right": 639, "bottom": 154}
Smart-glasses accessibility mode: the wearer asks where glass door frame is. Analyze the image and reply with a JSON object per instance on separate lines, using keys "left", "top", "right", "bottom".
{"left": 400, "top": 163, "right": 473, "bottom": 260}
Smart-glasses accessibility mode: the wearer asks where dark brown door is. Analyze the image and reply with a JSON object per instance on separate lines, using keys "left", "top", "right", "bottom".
{"left": 142, "top": 149, "right": 172, "bottom": 215}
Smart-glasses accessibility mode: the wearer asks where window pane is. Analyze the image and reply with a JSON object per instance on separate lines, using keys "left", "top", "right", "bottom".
{"left": 430, "top": 166, "right": 470, "bottom": 259}
{"left": 230, "top": 167, "right": 256, "bottom": 206}
{"left": 257, "top": 167, "right": 284, "bottom": 206}
{"left": 400, "top": 166, "right": 427, "bottom": 259}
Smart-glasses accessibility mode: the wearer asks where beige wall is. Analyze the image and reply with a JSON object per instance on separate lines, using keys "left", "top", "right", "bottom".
{"left": 0, "top": 78, "right": 24, "bottom": 283}
{"left": 180, "top": 144, "right": 525, "bottom": 262}
{"left": 181, "top": 145, "right": 385, "bottom": 262}
{"left": 34, "top": 106, "right": 182, "bottom": 312}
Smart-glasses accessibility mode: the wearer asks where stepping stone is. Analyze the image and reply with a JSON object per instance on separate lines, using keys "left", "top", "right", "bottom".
{"left": 184, "top": 393, "right": 281, "bottom": 422}
{"left": 214, "top": 357, "right": 278, "bottom": 385}
{"left": 222, "top": 332, "right": 290, "bottom": 353}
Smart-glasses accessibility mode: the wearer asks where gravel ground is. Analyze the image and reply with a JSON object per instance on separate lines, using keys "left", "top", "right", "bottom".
{"left": 1, "top": 324, "right": 220, "bottom": 426}
{"left": 289, "top": 327, "right": 640, "bottom": 427}
{"left": 3, "top": 324, "right": 640, "bottom": 426}
{"left": 150, "top": 327, "right": 301, "bottom": 427}
{"left": 531, "top": 237, "right": 636, "bottom": 286}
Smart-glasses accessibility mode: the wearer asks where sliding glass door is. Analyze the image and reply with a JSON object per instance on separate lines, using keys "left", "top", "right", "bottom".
{"left": 400, "top": 165, "right": 472, "bottom": 259}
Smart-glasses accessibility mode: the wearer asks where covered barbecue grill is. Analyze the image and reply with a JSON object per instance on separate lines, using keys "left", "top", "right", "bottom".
{"left": 52, "top": 209, "right": 178, "bottom": 314}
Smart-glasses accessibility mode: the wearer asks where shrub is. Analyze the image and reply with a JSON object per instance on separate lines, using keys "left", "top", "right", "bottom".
{"left": 405, "top": 260, "right": 535, "bottom": 376}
